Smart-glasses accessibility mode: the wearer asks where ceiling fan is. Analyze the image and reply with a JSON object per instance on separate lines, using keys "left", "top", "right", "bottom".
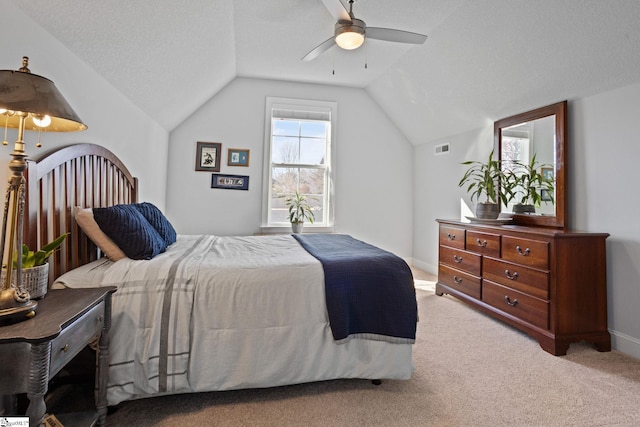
{"left": 302, "top": 0, "right": 428, "bottom": 61}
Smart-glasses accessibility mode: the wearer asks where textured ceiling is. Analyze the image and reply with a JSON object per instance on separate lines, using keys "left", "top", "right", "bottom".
{"left": 11, "top": 0, "right": 640, "bottom": 145}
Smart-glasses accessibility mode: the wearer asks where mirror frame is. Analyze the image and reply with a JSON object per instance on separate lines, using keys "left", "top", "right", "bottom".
{"left": 495, "top": 100, "right": 567, "bottom": 229}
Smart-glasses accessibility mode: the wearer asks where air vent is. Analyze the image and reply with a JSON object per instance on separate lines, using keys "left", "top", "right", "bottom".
{"left": 434, "top": 142, "right": 450, "bottom": 156}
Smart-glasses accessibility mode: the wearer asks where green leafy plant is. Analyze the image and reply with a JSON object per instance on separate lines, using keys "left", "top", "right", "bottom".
{"left": 504, "top": 154, "right": 555, "bottom": 207}
{"left": 12, "top": 232, "right": 68, "bottom": 269}
{"left": 284, "top": 191, "right": 315, "bottom": 224}
{"left": 458, "top": 150, "right": 513, "bottom": 206}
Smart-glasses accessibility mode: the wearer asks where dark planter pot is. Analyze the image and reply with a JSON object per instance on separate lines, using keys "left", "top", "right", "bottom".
{"left": 512, "top": 204, "right": 536, "bottom": 214}
{"left": 475, "top": 203, "right": 500, "bottom": 219}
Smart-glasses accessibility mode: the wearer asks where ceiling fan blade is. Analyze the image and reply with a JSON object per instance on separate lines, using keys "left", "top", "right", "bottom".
{"left": 302, "top": 37, "right": 336, "bottom": 61}
{"left": 320, "top": 0, "right": 351, "bottom": 22}
{"left": 366, "top": 27, "right": 428, "bottom": 44}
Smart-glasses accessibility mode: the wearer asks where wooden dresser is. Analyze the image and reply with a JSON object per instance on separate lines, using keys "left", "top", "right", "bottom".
{"left": 436, "top": 219, "right": 610, "bottom": 355}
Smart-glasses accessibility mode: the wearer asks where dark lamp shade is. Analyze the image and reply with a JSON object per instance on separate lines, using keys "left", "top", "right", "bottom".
{"left": 0, "top": 70, "right": 87, "bottom": 132}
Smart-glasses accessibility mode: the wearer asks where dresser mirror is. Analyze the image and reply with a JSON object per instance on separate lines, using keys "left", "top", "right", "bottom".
{"left": 495, "top": 100, "right": 567, "bottom": 228}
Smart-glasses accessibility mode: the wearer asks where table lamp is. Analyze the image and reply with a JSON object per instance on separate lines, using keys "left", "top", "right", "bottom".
{"left": 0, "top": 56, "right": 86, "bottom": 323}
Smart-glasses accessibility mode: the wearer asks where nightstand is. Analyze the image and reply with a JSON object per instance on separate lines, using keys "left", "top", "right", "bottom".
{"left": 0, "top": 287, "right": 116, "bottom": 426}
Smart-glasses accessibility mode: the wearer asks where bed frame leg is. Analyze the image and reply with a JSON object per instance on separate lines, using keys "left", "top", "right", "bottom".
{"left": 371, "top": 379, "right": 382, "bottom": 386}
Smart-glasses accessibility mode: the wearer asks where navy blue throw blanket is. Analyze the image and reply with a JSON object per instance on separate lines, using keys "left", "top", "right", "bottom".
{"left": 293, "top": 234, "right": 417, "bottom": 344}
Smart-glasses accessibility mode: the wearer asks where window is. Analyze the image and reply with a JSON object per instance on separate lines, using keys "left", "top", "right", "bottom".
{"left": 262, "top": 97, "right": 336, "bottom": 231}
{"left": 501, "top": 123, "right": 532, "bottom": 169}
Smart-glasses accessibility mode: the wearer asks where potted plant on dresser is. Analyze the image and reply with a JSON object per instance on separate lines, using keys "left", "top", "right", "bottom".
{"left": 504, "top": 153, "right": 555, "bottom": 214}
{"left": 1, "top": 233, "right": 68, "bottom": 299}
{"left": 458, "top": 150, "right": 513, "bottom": 219}
{"left": 284, "top": 191, "right": 315, "bottom": 233}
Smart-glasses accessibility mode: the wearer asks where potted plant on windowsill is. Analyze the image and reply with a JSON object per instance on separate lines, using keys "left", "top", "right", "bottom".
{"left": 459, "top": 150, "right": 513, "bottom": 219}
{"left": 504, "top": 154, "right": 555, "bottom": 214}
{"left": 1, "top": 232, "right": 68, "bottom": 299}
{"left": 284, "top": 191, "right": 315, "bottom": 233}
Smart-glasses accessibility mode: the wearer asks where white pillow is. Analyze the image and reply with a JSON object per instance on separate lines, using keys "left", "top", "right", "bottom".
{"left": 74, "top": 206, "right": 127, "bottom": 261}
{"left": 52, "top": 258, "right": 113, "bottom": 289}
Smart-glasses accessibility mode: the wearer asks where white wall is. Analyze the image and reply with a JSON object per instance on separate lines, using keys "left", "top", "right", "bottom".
{"left": 1, "top": 4, "right": 169, "bottom": 209}
{"left": 167, "top": 77, "right": 414, "bottom": 258}
{"left": 412, "top": 126, "right": 493, "bottom": 273}
{"left": 571, "top": 83, "right": 640, "bottom": 358}
{"left": 413, "top": 82, "right": 640, "bottom": 358}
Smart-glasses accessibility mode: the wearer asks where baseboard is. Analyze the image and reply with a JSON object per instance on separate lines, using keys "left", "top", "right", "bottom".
{"left": 412, "top": 259, "right": 437, "bottom": 275}
{"left": 610, "top": 330, "right": 640, "bottom": 360}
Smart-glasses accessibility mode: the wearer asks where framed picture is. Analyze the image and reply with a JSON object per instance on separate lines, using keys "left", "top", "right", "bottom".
{"left": 195, "top": 142, "right": 222, "bottom": 172}
{"left": 541, "top": 167, "right": 554, "bottom": 181}
{"left": 227, "top": 148, "right": 250, "bottom": 167}
{"left": 211, "top": 174, "right": 249, "bottom": 190}
{"left": 541, "top": 189, "right": 552, "bottom": 202}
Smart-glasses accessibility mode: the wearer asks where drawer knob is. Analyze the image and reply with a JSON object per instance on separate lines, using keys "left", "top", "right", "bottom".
{"left": 504, "top": 270, "right": 519, "bottom": 280}
{"left": 62, "top": 344, "right": 69, "bottom": 353}
{"left": 447, "top": 233, "right": 456, "bottom": 241}
{"left": 476, "top": 239, "right": 487, "bottom": 247}
{"left": 453, "top": 255, "right": 463, "bottom": 263}
{"left": 516, "top": 246, "right": 531, "bottom": 256}
{"left": 504, "top": 296, "right": 519, "bottom": 307}
{"left": 453, "top": 275, "right": 463, "bottom": 284}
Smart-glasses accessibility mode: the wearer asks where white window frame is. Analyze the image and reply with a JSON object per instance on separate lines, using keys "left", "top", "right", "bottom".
{"left": 261, "top": 97, "right": 336, "bottom": 233}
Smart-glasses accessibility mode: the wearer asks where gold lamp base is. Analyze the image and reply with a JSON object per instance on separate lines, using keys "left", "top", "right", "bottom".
{"left": 0, "top": 287, "right": 37, "bottom": 325}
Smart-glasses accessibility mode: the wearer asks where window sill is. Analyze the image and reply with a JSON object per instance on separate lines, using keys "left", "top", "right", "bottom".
{"left": 258, "top": 225, "right": 335, "bottom": 235}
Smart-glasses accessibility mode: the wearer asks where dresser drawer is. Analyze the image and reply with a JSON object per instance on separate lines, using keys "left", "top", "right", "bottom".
{"left": 439, "top": 264, "right": 481, "bottom": 299}
{"left": 466, "top": 230, "right": 500, "bottom": 257}
{"left": 439, "top": 246, "right": 481, "bottom": 276}
{"left": 482, "top": 280, "right": 549, "bottom": 330}
{"left": 483, "top": 257, "right": 549, "bottom": 299}
{"left": 439, "top": 225, "right": 466, "bottom": 249}
{"left": 50, "top": 301, "right": 105, "bottom": 377}
{"left": 502, "top": 236, "right": 549, "bottom": 269}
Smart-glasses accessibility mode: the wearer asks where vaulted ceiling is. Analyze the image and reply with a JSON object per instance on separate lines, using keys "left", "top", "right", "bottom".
{"left": 12, "top": 0, "right": 640, "bottom": 145}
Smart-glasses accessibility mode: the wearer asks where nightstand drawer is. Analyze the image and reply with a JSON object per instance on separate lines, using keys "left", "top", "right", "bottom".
{"left": 50, "top": 301, "right": 105, "bottom": 377}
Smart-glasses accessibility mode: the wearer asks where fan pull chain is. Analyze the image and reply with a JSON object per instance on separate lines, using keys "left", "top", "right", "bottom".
{"left": 365, "top": 41, "right": 368, "bottom": 69}
{"left": 36, "top": 128, "right": 42, "bottom": 148}
{"left": 332, "top": 48, "right": 336, "bottom": 75}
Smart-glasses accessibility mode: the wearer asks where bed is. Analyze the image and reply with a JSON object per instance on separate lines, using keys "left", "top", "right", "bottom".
{"left": 25, "top": 143, "right": 417, "bottom": 406}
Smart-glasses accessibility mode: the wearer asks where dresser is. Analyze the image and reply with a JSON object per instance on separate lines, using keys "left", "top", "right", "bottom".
{"left": 0, "top": 287, "right": 116, "bottom": 426}
{"left": 436, "top": 219, "right": 610, "bottom": 356}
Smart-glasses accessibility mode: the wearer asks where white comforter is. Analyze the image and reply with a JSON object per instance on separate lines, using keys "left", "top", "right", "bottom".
{"left": 54, "top": 234, "right": 413, "bottom": 405}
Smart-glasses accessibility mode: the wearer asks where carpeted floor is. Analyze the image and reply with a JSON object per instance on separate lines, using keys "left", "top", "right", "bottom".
{"left": 51, "top": 269, "right": 640, "bottom": 426}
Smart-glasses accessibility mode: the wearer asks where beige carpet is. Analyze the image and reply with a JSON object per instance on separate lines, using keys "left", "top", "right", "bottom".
{"left": 101, "top": 280, "right": 640, "bottom": 427}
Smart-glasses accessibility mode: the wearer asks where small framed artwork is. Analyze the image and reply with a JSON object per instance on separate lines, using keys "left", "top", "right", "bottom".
{"left": 227, "top": 148, "right": 250, "bottom": 167}
{"left": 541, "top": 167, "right": 554, "bottom": 181}
{"left": 211, "top": 174, "right": 249, "bottom": 190}
{"left": 195, "top": 142, "right": 222, "bottom": 172}
{"left": 541, "top": 189, "right": 552, "bottom": 202}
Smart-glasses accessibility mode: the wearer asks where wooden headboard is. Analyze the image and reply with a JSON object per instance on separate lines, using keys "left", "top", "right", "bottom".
{"left": 24, "top": 143, "right": 138, "bottom": 283}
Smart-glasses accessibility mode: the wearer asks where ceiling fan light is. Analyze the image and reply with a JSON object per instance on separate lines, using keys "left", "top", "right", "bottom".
{"left": 335, "top": 19, "right": 365, "bottom": 50}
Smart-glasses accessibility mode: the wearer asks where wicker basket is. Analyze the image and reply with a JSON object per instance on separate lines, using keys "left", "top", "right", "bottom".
{"left": 0, "top": 263, "right": 49, "bottom": 299}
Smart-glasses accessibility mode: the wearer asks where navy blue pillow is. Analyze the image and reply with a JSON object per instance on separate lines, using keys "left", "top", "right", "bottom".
{"left": 92, "top": 204, "right": 167, "bottom": 260}
{"left": 132, "top": 202, "right": 177, "bottom": 246}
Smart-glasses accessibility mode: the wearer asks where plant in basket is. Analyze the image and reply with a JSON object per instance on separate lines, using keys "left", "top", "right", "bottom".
{"left": 2, "top": 232, "right": 68, "bottom": 298}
